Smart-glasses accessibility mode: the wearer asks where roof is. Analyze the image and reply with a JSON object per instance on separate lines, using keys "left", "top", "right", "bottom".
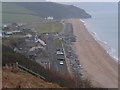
{"left": 35, "top": 39, "right": 46, "bottom": 46}
{"left": 29, "top": 36, "right": 37, "bottom": 41}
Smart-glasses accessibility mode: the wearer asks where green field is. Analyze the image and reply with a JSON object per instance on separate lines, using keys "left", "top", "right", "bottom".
{"left": 2, "top": 14, "right": 42, "bottom": 23}
{"left": 2, "top": 3, "right": 41, "bottom": 23}
{"left": 3, "top": 3, "right": 37, "bottom": 14}
{"left": 2, "top": 2, "right": 63, "bottom": 33}
{"left": 9, "top": 34, "right": 23, "bottom": 39}
{"left": 23, "top": 22, "right": 63, "bottom": 34}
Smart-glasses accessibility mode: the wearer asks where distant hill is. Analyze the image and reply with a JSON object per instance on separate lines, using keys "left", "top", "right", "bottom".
{"left": 15, "top": 2, "right": 91, "bottom": 19}
{"left": 2, "top": 3, "right": 37, "bottom": 15}
{"left": 2, "top": 2, "right": 91, "bottom": 23}
{"left": 2, "top": 3, "right": 42, "bottom": 23}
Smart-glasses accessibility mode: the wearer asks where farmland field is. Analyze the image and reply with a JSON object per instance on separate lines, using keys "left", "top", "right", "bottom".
{"left": 2, "top": 3, "right": 41, "bottom": 23}
{"left": 2, "top": 3, "right": 37, "bottom": 14}
{"left": 2, "top": 14, "right": 42, "bottom": 23}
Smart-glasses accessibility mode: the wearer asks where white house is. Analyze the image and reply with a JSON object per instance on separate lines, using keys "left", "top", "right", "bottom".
{"left": 35, "top": 39, "right": 46, "bottom": 46}
{"left": 5, "top": 31, "right": 13, "bottom": 35}
{"left": 26, "top": 34, "right": 32, "bottom": 38}
{"left": 47, "top": 16, "right": 54, "bottom": 20}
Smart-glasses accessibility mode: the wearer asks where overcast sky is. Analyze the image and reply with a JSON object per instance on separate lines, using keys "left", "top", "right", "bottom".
{"left": 1, "top": 0, "right": 119, "bottom": 2}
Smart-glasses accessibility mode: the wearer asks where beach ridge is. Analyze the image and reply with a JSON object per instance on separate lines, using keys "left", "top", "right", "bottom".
{"left": 66, "top": 19, "right": 118, "bottom": 88}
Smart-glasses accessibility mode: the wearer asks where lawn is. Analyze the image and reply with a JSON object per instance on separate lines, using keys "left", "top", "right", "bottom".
{"left": 9, "top": 34, "right": 23, "bottom": 39}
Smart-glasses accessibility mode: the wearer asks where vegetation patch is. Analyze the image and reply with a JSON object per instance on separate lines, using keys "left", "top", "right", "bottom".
{"left": 3, "top": 66, "right": 61, "bottom": 88}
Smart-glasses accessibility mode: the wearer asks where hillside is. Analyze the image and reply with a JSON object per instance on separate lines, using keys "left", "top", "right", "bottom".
{"left": 2, "top": 3, "right": 37, "bottom": 14}
{"left": 15, "top": 2, "right": 91, "bottom": 19}
{"left": 3, "top": 66, "right": 61, "bottom": 88}
{"left": 2, "top": 2, "right": 91, "bottom": 23}
{"left": 2, "top": 44, "right": 93, "bottom": 88}
{"left": 2, "top": 3, "right": 42, "bottom": 23}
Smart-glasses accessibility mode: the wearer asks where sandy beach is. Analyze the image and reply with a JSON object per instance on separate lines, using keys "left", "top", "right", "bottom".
{"left": 66, "top": 19, "right": 118, "bottom": 88}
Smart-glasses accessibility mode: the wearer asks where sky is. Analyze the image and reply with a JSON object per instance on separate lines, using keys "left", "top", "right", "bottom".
{"left": 47, "top": 0, "right": 119, "bottom": 2}
{"left": 1, "top": 0, "right": 119, "bottom": 2}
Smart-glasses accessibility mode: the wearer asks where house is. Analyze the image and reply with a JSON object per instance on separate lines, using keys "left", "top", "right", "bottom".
{"left": 29, "top": 47, "right": 37, "bottom": 52}
{"left": 5, "top": 31, "right": 13, "bottom": 35}
{"left": 2, "top": 31, "right": 6, "bottom": 35}
{"left": 35, "top": 39, "right": 46, "bottom": 46}
{"left": 28, "top": 36, "right": 37, "bottom": 42}
{"left": 47, "top": 16, "right": 54, "bottom": 20}
{"left": 2, "top": 35, "right": 9, "bottom": 38}
{"left": 25, "top": 34, "right": 32, "bottom": 38}
{"left": 27, "top": 51, "right": 37, "bottom": 59}
{"left": 14, "top": 48, "right": 20, "bottom": 53}
{"left": 3, "top": 25, "right": 7, "bottom": 28}
{"left": 12, "top": 30, "right": 22, "bottom": 34}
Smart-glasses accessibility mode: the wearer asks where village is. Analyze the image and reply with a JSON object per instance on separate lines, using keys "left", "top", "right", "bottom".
{"left": 2, "top": 21, "right": 84, "bottom": 78}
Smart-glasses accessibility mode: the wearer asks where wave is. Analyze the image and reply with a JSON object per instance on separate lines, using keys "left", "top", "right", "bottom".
{"left": 80, "top": 19, "right": 86, "bottom": 25}
{"left": 80, "top": 19, "right": 118, "bottom": 62}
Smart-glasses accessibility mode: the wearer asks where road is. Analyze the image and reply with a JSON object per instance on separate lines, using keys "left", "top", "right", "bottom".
{"left": 46, "top": 34, "right": 68, "bottom": 73}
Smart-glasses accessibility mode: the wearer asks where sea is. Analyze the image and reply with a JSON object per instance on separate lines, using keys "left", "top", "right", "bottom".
{"left": 1, "top": 2, "right": 118, "bottom": 61}
{"left": 66, "top": 2, "right": 118, "bottom": 61}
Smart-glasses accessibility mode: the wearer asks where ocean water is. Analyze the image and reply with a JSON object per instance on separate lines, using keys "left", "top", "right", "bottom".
{"left": 67, "top": 2, "right": 118, "bottom": 61}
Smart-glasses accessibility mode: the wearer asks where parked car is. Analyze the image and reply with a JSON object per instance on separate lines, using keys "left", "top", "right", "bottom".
{"left": 57, "top": 58, "right": 65, "bottom": 61}
{"left": 56, "top": 51, "right": 64, "bottom": 55}
{"left": 60, "top": 61, "right": 64, "bottom": 65}
{"left": 56, "top": 48, "right": 61, "bottom": 51}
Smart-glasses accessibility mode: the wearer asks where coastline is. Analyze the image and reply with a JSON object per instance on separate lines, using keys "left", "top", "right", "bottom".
{"left": 66, "top": 19, "right": 118, "bottom": 88}
{"left": 80, "top": 19, "right": 118, "bottom": 62}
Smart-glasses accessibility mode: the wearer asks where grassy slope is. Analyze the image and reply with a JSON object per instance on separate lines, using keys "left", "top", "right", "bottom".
{"left": 2, "top": 3, "right": 42, "bottom": 23}
{"left": 3, "top": 67, "right": 61, "bottom": 88}
{"left": 2, "top": 3, "right": 37, "bottom": 14}
{"left": 16, "top": 2, "right": 91, "bottom": 19}
{"left": 2, "top": 2, "right": 91, "bottom": 23}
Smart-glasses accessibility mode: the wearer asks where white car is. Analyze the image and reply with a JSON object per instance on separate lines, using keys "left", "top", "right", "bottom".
{"left": 60, "top": 61, "right": 64, "bottom": 65}
{"left": 57, "top": 51, "right": 64, "bottom": 55}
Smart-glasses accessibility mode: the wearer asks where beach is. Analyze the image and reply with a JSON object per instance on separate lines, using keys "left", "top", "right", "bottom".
{"left": 66, "top": 19, "right": 118, "bottom": 88}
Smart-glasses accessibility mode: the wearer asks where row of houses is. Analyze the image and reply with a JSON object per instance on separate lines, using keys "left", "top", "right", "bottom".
{"left": 2, "top": 23, "right": 26, "bottom": 29}
{"left": 13, "top": 34, "right": 47, "bottom": 59}
{"left": 2, "top": 30, "right": 23, "bottom": 35}
{"left": 45, "top": 16, "right": 54, "bottom": 20}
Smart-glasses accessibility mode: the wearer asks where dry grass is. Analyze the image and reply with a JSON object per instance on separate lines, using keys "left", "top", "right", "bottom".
{"left": 2, "top": 66, "right": 61, "bottom": 88}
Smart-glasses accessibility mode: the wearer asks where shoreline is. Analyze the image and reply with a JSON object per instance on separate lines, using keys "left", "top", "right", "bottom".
{"left": 80, "top": 19, "right": 118, "bottom": 62}
{"left": 66, "top": 19, "right": 118, "bottom": 88}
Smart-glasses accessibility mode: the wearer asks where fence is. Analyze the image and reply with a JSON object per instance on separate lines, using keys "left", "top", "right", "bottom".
{"left": 5, "top": 62, "right": 46, "bottom": 80}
